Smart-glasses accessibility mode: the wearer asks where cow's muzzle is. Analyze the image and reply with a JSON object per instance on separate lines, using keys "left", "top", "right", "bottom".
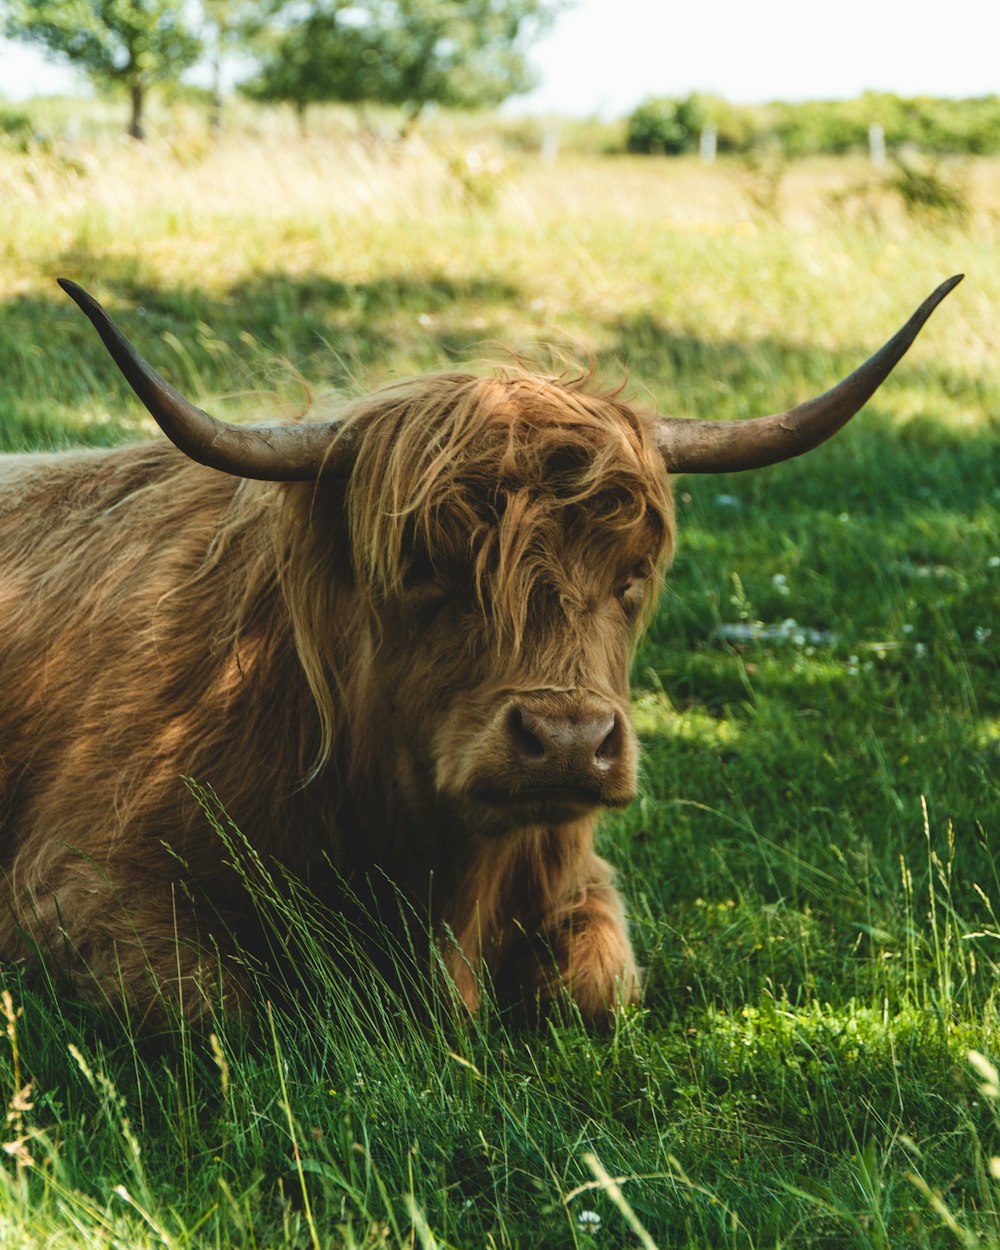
{"left": 508, "top": 703, "right": 622, "bottom": 781}
{"left": 470, "top": 693, "right": 637, "bottom": 825}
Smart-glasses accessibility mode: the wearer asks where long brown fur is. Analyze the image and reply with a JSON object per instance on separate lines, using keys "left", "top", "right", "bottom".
{"left": 0, "top": 368, "right": 674, "bottom": 1024}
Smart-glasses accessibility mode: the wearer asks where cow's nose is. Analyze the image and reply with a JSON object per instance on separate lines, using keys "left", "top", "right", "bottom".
{"left": 508, "top": 705, "right": 623, "bottom": 774}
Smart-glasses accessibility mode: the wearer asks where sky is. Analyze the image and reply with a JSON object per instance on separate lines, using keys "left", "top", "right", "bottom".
{"left": 0, "top": 0, "right": 998, "bottom": 116}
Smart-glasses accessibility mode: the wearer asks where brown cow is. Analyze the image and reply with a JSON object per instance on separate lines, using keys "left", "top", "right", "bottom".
{"left": 0, "top": 276, "right": 961, "bottom": 1024}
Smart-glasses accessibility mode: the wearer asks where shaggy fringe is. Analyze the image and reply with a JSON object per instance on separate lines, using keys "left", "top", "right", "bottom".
{"left": 341, "top": 368, "right": 673, "bottom": 640}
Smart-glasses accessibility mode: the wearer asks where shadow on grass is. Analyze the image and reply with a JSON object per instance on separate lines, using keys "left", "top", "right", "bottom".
{"left": 2, "top": 262, "right": 993, "bottom": 455}
{"left": 0, "top": 261, "right": 526, "bottom": 448}
{"left": 87, "top": 264, "right": 524, "bottom": 358}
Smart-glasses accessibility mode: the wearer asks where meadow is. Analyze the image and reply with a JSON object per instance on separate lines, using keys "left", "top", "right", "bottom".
{"left": 0, "top": 109, "right": 998, "bottom": 1247}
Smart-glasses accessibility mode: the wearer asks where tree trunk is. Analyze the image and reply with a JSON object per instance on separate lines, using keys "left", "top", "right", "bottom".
{"left": 128, "top": 81, "right": 145, "bottom": 141}
{"left": 294, "top": 99, "right": 308, "bottom": 139}
{"left": 397, "top": 99, "right": 425, "bottom": 142}
{"left": 209, "top": 50, "right": 223, "bottom": 136}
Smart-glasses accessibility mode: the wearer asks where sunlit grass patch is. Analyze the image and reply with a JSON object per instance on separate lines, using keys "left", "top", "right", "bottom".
{"left": 632, "top": 690, "right": 741, "bottom": 747}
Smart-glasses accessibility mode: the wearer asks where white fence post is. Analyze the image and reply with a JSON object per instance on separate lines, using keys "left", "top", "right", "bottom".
{"left": 868, "top": 123, "right": 886, "bottom": 167}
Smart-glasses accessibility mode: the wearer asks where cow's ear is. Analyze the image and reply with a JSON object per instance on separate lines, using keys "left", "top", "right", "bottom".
{"left": 59, "top": 279, "right": 356, "bottom": 482}
{"left": 656, "top": 275, "right": 962, "bottom": 474}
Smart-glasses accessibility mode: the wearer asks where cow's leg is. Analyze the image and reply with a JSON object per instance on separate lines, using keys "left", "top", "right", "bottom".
{"left": 61, "top": 909, "right": 250, "bottom": 1025}
{"left": 494, "top": 854, "right": 639, "bottom": 1024}
{"left": 0, "top": 856, "right": 248, "bottom": 1024}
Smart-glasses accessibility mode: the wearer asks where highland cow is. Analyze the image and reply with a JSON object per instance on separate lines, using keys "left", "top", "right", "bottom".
{"left": 0, "top": 276, "right": 961, "bottom": 1023}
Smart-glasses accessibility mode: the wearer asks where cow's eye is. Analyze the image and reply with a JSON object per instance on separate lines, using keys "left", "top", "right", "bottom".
{"left": 401, "top": 555, "right": 466, "bottom": 622}
{"left": 403, "top": 551, "right": 437, "bottom": 589}
{"left": 615, "top": 559, "right": 653, "bottom": 599}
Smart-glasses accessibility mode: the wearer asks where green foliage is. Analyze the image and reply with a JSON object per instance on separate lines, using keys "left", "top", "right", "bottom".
{"left": 769, "top": 95, "right": 870, "bottom": 157}
{"left": 241, "top": 7, "right": 386, "bottom": 117}
{"left": 0, "top": 107, "right": 34, "bottom": 150}
{"left": 890, "top": 154, "right": 971, "bottom": 227}
{"left": 625, "top": 93, "right": 707, "bottom": 155}
{"left": 3, "top": 0, "right": 200, "bottom": 137}
{"left": 828, "top": 157, "right": 971, "bottom": 232}
{"left": 626, "top": 89, "right": 1000, "bottom": 158}
{"left": 243, "top": 0, "right": 558, "bottom": 132}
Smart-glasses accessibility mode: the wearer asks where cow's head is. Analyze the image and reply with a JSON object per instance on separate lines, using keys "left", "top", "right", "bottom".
{"left": 327, "top": 371, "right": 675, "bottom": 836}
{"left": 59, "top": 276, "right": 961, "bottom": 837}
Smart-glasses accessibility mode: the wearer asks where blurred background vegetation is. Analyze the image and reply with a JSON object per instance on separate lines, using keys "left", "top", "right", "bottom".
{"left": 3, "top": 0, "right": 1000, "bottom": 161}
{"left": 625, "top": 91, "right": 1000, "bottom": 158}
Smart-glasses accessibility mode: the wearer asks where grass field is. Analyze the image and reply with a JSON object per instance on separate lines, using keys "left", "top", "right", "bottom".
{"left": 0, "top": 118, "right": 998, "bottom": 1248}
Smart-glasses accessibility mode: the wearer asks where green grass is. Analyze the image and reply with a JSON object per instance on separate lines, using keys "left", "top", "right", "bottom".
{"left": 0, "top": 117, "right": 998, "bottom": 1247}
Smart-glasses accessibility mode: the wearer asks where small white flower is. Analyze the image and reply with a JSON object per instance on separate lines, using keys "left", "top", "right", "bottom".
{"left": 577, "top": 1209, "right": 601, "bottom": 1231}
{"left": 772, "top": 573, "right": 790, "bottom": 596}
{"left": 902, "top": 624, "right": 914, "bottom": 635}
{"left": 989, "top": 556, "right": 1000, "bottom": 569}
{"left": 417, "top": 313, "right": 434, "bottom": 328}
{"left": 838, "top": 512, "right": 850, "bottom": 524}
{"left": 715, "top": 493, "right": 741, "bottom": 509}
{"left": 975, "top": 627, "right": 993, "bottom": 644}
{"left": 914, "top": 642, "right": 927, "bottom": 658}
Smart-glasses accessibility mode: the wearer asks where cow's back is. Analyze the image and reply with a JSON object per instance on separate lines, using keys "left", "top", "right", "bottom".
{"left": 0, "top": 443, "right": 331, "bottom": 992}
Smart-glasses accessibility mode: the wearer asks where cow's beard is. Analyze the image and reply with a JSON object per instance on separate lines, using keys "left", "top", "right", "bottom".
{"left": 439, "top": 783, "right": 634, "bottom": 841}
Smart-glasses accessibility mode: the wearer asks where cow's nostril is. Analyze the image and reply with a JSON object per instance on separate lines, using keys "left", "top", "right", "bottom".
{"left": 508, "top": 707, "right": 546, "bottom": 759}
{"left": 595, "top": 716, "right": 622, "bottom": 763}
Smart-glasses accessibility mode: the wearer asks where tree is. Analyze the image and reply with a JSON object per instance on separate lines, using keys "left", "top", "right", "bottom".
{"left": 241, "top": 6, "right": 387, "bottom": 128}
{"left": 202, "top": 0, "right": 262, "bottom": 134}
{"left": 243, "top": 0, "right": 558, "bottom": 136}
{"left": 4, "top": 0, "right": 201, "bottom": 139}
{"left": 625, "top": 95, "right": 708, "bottom": 156}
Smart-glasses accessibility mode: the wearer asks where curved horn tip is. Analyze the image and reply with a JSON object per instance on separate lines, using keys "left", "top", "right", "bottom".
{"left": 56, "top": 274, "right": 353, "bottom": 481}
{"left": 57, "top": 276, "right": 89, "bottom": 302}
{"left": 655, "top": 273, "right": 966, "bottom": 476}
{"left": 58, "top": 278, "right": 105, "bottom": 319}
{"left": 928, "top": 273, "right": 964, "bottom": 305}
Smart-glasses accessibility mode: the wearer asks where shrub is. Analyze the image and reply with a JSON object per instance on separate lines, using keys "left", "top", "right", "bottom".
{"left": 626, "top": 94, "right": 706, "bottom": 155}
{"left": 890, "top": 155, "right": 970, "bottom": 227}
{"left": 0, "top": 108, "right": 35, "bottom": 152}
{"left": 624, "top": 90, "right": 1000, "bottom": 159}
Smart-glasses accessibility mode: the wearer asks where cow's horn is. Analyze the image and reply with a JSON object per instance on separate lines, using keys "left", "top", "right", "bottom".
{"left": 58, "top": 279, "right": 354, "bottom": 480}
{"left": 656, "top": 275, "right": 963, "bottom": 474}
